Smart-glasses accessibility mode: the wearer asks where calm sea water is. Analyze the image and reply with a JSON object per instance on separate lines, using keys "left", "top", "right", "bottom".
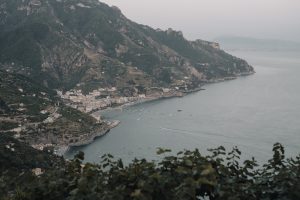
{"left": 65, "top": 50, "right": 300, "bottom": 163}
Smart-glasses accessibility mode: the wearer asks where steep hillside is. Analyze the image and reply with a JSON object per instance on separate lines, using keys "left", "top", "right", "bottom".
{"left": 0, "top": 0, "right": 254, "bottom": 94}
{"left": 0, "top": 133, "right": 64, "bottom": 171}
{"left": 0, "top": 69, "right": 109, "bottom": 150}
{"left": 0, "top": 133, "right": 65, "bottom": 197}
{"left": 0, "top": 0, "right": 255, "bottom": 152}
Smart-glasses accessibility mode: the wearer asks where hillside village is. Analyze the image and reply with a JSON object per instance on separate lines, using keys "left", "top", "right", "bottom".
{"left": 57, "top": 86, "right": 188, "bottom": 115}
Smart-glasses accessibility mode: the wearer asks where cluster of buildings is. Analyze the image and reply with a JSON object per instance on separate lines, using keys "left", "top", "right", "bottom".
{"left": 194, "top": 39, "right": 220, "bottom": 50}
{"left": 57, "top": 88, "right": 144, "bottom": 113}
{"left": 57, "top": 83, "right": 193, "bottom": 117}
{"left": 31, "top": 143, "right": 53, "bottom": 151}
{"left": 57, "top": 86, "right": 185, "bottom": 114}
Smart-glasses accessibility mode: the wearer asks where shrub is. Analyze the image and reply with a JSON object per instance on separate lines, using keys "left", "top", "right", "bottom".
{"left": 1, "top": 143, "right": 299, "bottom": 200}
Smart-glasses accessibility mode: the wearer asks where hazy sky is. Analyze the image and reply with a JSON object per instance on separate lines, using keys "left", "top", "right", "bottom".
{"left": 101, "top": 0, "right": 300, "bottom": 42}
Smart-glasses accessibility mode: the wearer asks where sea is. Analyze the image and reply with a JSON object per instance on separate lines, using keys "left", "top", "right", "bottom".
{"left": 65, "top": 49, "right": 300, "bottom": 164}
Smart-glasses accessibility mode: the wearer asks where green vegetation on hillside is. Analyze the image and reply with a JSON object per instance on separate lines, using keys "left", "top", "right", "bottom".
{"left": 0, "top": 69, "right": 106, "bottom": 146}
{"left": 0, "top": 0, "right": 254, "bottom": 92}
{"left": 0, "top": 134, "right": 64, "bottom": 196}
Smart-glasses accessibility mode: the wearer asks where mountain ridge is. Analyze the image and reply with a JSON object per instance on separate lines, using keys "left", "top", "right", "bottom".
{"left": 0, "top": 0, "right": 254, "bottom": 152}
{"left": 0, "top": 0, "right": 254, "bottom": 92}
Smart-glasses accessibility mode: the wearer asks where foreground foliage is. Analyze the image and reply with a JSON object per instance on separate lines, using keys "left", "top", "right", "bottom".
{"left": 1, "top": 143, "right": 299, "bottom": 200}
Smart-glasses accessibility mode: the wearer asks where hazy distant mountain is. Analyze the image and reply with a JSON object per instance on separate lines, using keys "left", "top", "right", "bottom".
{"left": 216, "top": 36, "right": 300, "bottom": 51}
{"left": 0, "top": 0, "right": 253, "bottom": 93}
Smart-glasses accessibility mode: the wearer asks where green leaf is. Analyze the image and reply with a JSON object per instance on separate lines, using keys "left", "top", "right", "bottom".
{"left": 184, "top": 159, "right": 193, "bottom": 167}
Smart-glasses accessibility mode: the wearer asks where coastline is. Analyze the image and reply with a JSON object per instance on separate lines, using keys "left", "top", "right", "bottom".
{"left": 95, "top": 72, "right": 255, "bottom": 115}
{"left": 55, "top": 120, "right": 120, "bottom": 155}
{"left": 69, "top": 120, "right": 120, "bottom": 147}
{"left": 60, "top": 72, "right": 255, "bottom": 155}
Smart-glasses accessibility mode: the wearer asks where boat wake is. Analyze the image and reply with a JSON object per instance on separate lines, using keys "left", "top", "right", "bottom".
{"left": 160, "top": 127, "right": 228, "bottom": 138}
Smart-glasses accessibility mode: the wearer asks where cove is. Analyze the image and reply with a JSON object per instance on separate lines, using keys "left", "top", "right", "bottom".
{"left": 65, "top": 50, "right": 300, "bottom": 163}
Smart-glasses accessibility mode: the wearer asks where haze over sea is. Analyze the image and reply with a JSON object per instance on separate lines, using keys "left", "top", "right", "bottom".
{"left": 66, "top": 49, "right": 300, "bottom": 163}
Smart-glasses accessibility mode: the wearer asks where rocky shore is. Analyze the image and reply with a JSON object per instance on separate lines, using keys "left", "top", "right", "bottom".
{"left": 206, "top": 71, "right": 255, "bottom": 83}
{"left": 69, "top": 120, "right": 120, "bottom": 147}
{"left": 55, "top": 120, "right": 120, "bottom": 155}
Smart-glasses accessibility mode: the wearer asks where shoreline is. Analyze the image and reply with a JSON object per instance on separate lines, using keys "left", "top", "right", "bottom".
{"left": 95, "top": 72, "right": 255, "bottom": 115}
{"left": 60, "top": 72, "right": 255, "bottom": 155}
{"left": 69, "top": 120, "right": 120, "bottom": 147}
{"left": 55, "top": 120, "right": 120, "bottom": 155}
